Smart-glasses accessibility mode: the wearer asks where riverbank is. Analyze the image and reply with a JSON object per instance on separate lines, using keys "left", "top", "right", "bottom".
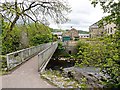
{"left": 41, "top": 58, "right": 106, "bottom": 88}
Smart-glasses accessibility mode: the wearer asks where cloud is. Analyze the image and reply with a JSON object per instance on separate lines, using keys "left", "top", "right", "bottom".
{"left": 1, "top": 0, "right": 108, "bottom": 31}
{"left": 50, "top": 0, "right": 108, "bottom": 31}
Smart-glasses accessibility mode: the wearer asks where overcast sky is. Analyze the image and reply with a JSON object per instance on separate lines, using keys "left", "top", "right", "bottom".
{"left": 50, "top": 0, "right": 108, "bottom": 31}
{"left": 0, "top": 0, "right": 109, "bottom": 31}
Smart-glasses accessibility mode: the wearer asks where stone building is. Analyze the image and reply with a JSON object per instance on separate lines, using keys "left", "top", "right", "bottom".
{"left": 89, "top": 22, "right": 104, "bottom": 38}
{"left": 62, "top": 28, "right": 79, "bottom": 41}
{"left": 104, "top": 23, "right": 116, "bottom": 35}
{"left": 89, "top": 21, "right": 116, "bottom": 38}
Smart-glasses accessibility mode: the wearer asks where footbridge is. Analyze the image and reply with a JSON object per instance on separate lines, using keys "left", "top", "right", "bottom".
{"left": 2, "top": 42, "right": 58, "bottom": 88}
{"left": 6, "top": 42, "right": 58, "bottom": 72}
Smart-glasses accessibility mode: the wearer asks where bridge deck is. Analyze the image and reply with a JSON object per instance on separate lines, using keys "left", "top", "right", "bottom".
{"left": 2, "top": 55, "right": 55, "bottom": 88}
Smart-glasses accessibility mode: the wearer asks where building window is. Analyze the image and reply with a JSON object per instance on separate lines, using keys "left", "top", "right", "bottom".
{"left": 110, "top": 27, "right": 112, "bottom": 33}
{"left": 108, "top": 28, "right": 109, "bottom": 33}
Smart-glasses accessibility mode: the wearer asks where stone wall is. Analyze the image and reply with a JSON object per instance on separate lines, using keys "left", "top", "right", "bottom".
{"left": 89, "top": 21, "right": 116, "bottom": 38}
{"left": 63, "top": 41, "right": 78, "bottom": 54}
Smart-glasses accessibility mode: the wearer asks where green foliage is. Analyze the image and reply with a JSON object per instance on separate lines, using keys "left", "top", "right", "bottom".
{"left": 2, "top": 21, "right": 53, "bottom": 55}
{"left": 0, "top": 55, "right": 7, "bottom": 69}
{"left": 1, "top": 21, "right": 53, "bottom": 70}
{"left": 78, "top": 30, "right": 89, "bottom": 34}
{"left": 51, "top": 28, "right": 65, "bottom": 32}
{"left": 76, "top": 37, "right": 120, "bottom": 88}
{"left": 2, "top": 22, "right": 21, "bottom": 55}
{"left": 76, "top": 40, "right": 106, "bottom": 67}
{"left": 30, "top": 34, "right": 52, "bottom": 46}
{"left": 27, "top": 23, "right": 52, "bottom": 46}
{"left": 89, "top": 0, "right": 120, "bottom": 88}
{"left": 52, "top": 35, "right": 58, "bottom": 42}
{"left": 58, "top": 42, "right": 64, "bottom": 50}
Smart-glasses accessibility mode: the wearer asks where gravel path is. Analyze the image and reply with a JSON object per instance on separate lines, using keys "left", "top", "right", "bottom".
{"left": 2, "top": 55, "right": 56, "bottom": 88}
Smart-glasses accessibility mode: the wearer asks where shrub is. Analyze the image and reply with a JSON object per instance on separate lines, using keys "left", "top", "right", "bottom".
{"left": 76, "top": 37, "right": 120, "bottom": 88}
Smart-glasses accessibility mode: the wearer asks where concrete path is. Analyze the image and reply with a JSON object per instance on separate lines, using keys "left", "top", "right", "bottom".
{"left": 2, "top": 55, "right": 55, "bottom": 88}
{"left": 0, "top": 76, "right": 2, "bottom": 89}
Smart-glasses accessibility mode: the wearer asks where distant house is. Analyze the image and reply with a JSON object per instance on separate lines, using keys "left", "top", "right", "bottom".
{"left": 104, "top": 23, "right": 116, "bottom": 35}
{"left": 52, "top": 32, "right": 63, "bottom": 40}
{"left": 89, "top": 22, "right": 104, "bottom": 38}
{"left": 89, "top": 19, "right": 116, "bottom": 38}
{"left": 79, "top": 34, "right": 89, "bottom": 38}
{"left": 62, "top": 28, "right": 79, "bottom": 41}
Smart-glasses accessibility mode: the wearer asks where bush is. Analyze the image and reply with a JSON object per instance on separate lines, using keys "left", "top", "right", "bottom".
{"left": 76, "top": 37, "right": 120, "bottom": 88}
{"left": 0, "top": 55, "right": 7, "bottom": 69}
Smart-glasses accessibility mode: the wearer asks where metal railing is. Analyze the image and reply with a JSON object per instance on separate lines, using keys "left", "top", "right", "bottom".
{"left": 6, "top": 42, "right": 52, "bottom": 70}
{"left": 38, "top": 42, "right": 58, "bottom": 72}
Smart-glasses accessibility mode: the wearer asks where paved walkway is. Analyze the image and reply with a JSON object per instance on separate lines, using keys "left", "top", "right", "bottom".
{"left": 2, "top": 55, "right": 55, "bottom": 88}
{"left": 0, "top": 76, "right": 2, "bottom": 89}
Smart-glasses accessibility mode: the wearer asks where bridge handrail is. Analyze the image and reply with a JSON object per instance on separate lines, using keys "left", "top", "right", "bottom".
{"left": 6, "top": 42, "right": 52, "bottom": 70}
{"left": 38, "top": 42, "right": 58, "bottom": 72}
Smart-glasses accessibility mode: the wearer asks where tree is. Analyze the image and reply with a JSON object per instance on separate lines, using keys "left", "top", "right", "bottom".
{"left": 0, "top": 0, "right": 71, "bottom": 38}
{"left": 0, "top": 0, "right": 71, "bottom": 54}
{"left": 90, "top": 0, "right": 120, "bottom": 88}
{"left": 91, "top": 0, "right": 120, "bottom": 31}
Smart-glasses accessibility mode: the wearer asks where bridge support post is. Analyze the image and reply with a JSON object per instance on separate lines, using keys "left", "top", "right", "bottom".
{"left": 21, "top": 51, "right": 24, "bottom": 62}
{"left": 6, "top": 54, "right": 10, "bottom": 71}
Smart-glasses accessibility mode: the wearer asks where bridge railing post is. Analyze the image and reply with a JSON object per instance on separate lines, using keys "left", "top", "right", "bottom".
{"left": 6, "top": 54, "right": 10, "bottom": 71}
{"left": 20, "top": 50, "right": 23, "bottom": 62}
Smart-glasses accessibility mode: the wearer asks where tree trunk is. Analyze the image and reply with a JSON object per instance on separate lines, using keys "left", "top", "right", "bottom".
{"left": 9, "top": 15, "right": 19, "bottom": 31}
